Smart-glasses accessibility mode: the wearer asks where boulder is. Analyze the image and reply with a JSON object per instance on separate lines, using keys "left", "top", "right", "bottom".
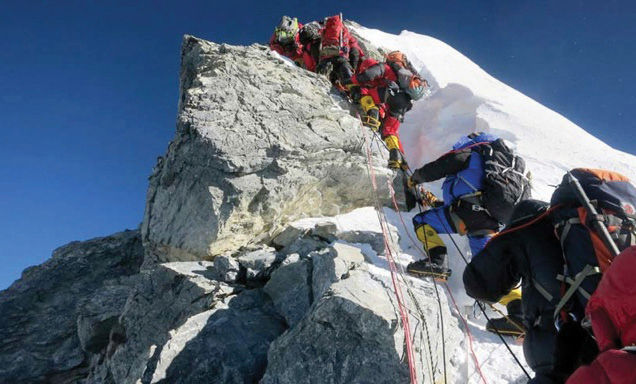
{"left": 261, "top": 267, "right": 463, "bottom": 384}
{"left": 207, "top": 254, "right": 240, "bottom": 282}
{"left": 237, "top": 247, "right": 279, "bottom": 281}
{"left": 151, "top": 290, "right": 285, "bottom": 384}
{"left": 263, "top": 259, "right": 311, "bottom": 328}
{"left": 141, "top": 36, "right": 393, "bottom": 263}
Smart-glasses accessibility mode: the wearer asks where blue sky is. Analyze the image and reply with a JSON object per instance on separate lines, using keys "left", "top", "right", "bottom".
{"left": 1, "top": 0, "right": 635, "bottom": 289}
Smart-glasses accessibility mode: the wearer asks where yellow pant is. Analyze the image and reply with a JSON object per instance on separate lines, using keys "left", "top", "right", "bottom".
{"left": 415, "top": 224, "right": 445, "bottom": 253}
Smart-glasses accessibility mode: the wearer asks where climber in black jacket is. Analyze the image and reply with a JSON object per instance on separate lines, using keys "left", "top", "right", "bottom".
{"left": 463, "top": 200, "right": 566, "bottom": 383}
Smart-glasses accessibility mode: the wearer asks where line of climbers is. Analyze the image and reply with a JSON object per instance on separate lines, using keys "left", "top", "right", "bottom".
{"left": 269, "top": 15, "right": 636, "bottom": 384}
{"left": 269, "top": 14, "right": 428, "bottom": 170}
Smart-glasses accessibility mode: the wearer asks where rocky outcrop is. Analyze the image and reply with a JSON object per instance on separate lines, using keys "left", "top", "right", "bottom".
{"left": 0, "top": 230, "right": 143, "bottom": 383}
{"left": 141, "top": 36, "right": 393, "bottom": 263}
{"left": 87, "top": 261, "right": 287, "bottom": 384}
{"left": 261, "top": 244, "right": 462, "bottom": 384}
{"left": 1, "top": 32, "right": 463, "bottom": 384}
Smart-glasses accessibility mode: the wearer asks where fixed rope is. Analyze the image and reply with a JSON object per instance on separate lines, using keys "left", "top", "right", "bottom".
{"left": 385, "top": 174, "right": 483, "bottom": 384}
{"left": 430, "top": 208, "right": 532, "bottom": 380}
{"left": 359, "top": 116, "right": 418, "bottom": 384}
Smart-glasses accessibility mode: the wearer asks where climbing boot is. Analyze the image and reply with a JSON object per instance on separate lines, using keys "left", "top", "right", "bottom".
{"left": 407, "top": 248, "right": 451, "bottom": 281}
{"left": 406, "top": 260, "right": 452, "bottom": 281}
{"left": 362, "top": 108, "right": 381, "bottom": 131}
{"left": 486, "top": 299, "right": 526, "bottom": 337}
{"left": 385, "top": 135, "right": 405, "bottom": 170}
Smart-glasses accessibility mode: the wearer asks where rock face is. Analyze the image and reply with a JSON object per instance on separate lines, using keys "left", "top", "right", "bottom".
{"left": 261, "top": 247, "right": 461, "bottom": 384}
{"left": 88, "top": 261, "right": 287, "bottom": 384}
{"left": 141, "top": 36, "right": 393, "bottom": 263}
{"left": 0, "top": 230, "right": 143, "bottom": 384}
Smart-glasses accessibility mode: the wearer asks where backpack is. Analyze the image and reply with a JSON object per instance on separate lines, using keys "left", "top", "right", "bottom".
{"left": 385, "top": 51, "right": 419, "bottom": 77}
{"left": 299, "top": 21, "right": 321, "bottom": 45}
{"left": 548, "top": 169, "right": 636, "bottom": 321}
{"left": 320, "top": 14, "right": 349, "bottom": 59}
{"left": 274, "top": 16, "right": 299, "bottom": 45}
{"left": 472, "top": 138, "right": 531, "bottom": 224}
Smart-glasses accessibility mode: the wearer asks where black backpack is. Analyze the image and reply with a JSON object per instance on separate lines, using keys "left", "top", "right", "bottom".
{"left": 474, "top": 139, "right": 531, "bottom": 224}
{"left": 299, "top": 21, "right": 321, "bottom": 45}
{"left": 472, "top": 139, "right": 531, "bottom": 224}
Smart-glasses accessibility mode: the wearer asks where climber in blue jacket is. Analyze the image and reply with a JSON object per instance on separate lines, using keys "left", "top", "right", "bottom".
{"left": 406, "top": 132, "right": 501, "bottom": 280}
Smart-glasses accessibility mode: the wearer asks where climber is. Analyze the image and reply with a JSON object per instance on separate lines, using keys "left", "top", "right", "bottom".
{"left": 565, "top": 246, "right": 636, "bottom": 384}
{"left": 463, "top": 200, "right": 564, "bottom": 382}
{"left": 269, "top": 16, "right": 319, "bottom": 71}
{"left": 465, "top": 168, "right": 636, "bottom": 382}
{"left": 346, "top": 51, "right": 428, "bottom": 169}
{"left": 406, "top": 132, "right": 530, "bottom": 280}
{"left": 315, "top": 14, "right": 365, "bottom": 87}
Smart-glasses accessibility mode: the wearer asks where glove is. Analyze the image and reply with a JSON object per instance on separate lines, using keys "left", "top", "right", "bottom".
{"left": 346, "top": 84, "right": 362, "bottom": 103}
{"left": 420, "top": 189, "right": 440, "bottom": 208}
{"left": 400, "top": 158, "right": 409, "bottom": 171}
{"left": 407, "top": 176, "right": 416, "bottom": 189}
{"left": 386, "top": 81, "right": 400, "bottom": 96}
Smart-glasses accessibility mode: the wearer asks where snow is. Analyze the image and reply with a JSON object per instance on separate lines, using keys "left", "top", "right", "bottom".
{"left": 294, "top": 25, "right": 636, "bottom": 383}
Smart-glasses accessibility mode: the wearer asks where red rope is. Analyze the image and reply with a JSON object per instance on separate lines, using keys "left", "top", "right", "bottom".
{"left": 386, "top": 182, "right": 488, "bottom": 384}
{"left": 360, "top": 119, "right": 418, "bottom": 384}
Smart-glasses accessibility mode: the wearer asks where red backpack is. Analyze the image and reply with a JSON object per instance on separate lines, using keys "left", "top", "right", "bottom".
{"left": 546, "top": 169, "right": 636, "bottom": 322}
{"left": 320, "top": 14, "right": 350, "bottom": 60}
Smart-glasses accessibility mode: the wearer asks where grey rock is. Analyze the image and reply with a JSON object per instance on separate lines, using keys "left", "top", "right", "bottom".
{"left": 93, "top": 262, "right": 237, "bottom": 384}
{"left": 271, "top": 225, "right": 307, "bottom": 249}
{"left": 261, "top": 268, "right": 463, "bottom": 384}
{"left": 280, "top": 253, "right": 300, "bottom": 266}
{"left": 77, "top": 281, "right": 136, "bottom": 353}
{"left": 280, "top": 236, "right": 327, "bottom": 258}
{"left": 237, "top": 247, "right": 279, "bottom": 280}
{"left": 0, "top": 230, "right": 143, "bottom": 384}
{"left": 141, "top": 35, "right": 393, "bottom": 263}
{"left": 311, "top": 221, "right": 338, "bottom": 242}
{"left": 338, "top": 230, "right": 387, "bottom": 256}
{"left": 208, "top": 253, "right": 240, "bottom": 282}
{"left": 263, "top": 259, "right": 311, "bottom": 328}
{"left": 151, "top": 290, "right": 286, "bottom": 384}
{"left": 311, "top": 243, "right": 364, "bottom": 301}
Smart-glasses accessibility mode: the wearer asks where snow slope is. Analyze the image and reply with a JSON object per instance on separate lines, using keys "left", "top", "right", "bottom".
{"left": 355, "top": 27, "right": 636, "bottom": 201}
{"left": 315, "top": 26, "right": 636, "bottom": 383}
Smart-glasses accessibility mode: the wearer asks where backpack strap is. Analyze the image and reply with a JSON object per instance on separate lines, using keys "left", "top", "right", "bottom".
{"left": 553, "top": 264, "right": 602, "bottom": 320}
{"left": 532, "top": 278, "right": 555, "bottom": 302}
{"left": 555, "top": 217, "right": 582, "bottom": 248}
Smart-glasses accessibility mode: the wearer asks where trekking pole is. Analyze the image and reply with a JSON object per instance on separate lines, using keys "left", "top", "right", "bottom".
{"left": 565, "top": 172, "right": 621, "bottom": 257}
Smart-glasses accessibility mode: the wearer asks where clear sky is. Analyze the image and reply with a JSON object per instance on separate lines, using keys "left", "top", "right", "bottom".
{"left": 2, "top": 0, "right": 635, "bottom": 289}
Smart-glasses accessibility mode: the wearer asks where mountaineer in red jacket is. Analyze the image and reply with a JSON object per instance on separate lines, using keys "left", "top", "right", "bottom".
{"left": 347, "top": 51, "right": 428, "bottom": 169}
{"left": 566, "top": 245, "right": 636, "bottom": 384}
